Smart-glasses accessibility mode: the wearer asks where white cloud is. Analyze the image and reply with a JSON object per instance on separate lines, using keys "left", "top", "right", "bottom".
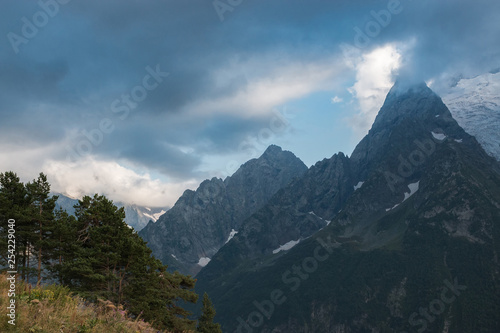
{"left": 184, "top": 54, "right": 349, "bottom": 119}
{"left": 331, "top": 96, "right": 343, "bottom": 103}
{"left": 0, "top": 138, "right": 197, "bottom": 207}
{"left": 347, "top": 44, "right": 402, "bottom": 136}
{"left": 0, "top": 144, "right": 56, "bottom": 182}
{"left": 43, "top": 157, "right": 198, "bottom": 207}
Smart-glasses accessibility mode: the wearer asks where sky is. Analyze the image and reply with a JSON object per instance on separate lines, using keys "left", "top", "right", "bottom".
{"left": 0, "top": 0, "right": 499, "bottom": 207}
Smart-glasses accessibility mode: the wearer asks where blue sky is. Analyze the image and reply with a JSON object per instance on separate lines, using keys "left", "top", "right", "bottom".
{"left": 1, "top": 0, "right": 499, "bottom": 207}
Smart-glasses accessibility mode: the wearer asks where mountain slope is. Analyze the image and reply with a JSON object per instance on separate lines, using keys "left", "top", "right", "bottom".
{"left": 441, "top": 71, "right": 500, "bottom": 161}
{"left": 198, "top": 150, "right": 355, "bottom": 283}
{"left": 195, "top": 82, "right": 500, "bottom": 332}
{"left": 120, "top": 205, "right": 167, "bottom": 231}
{"left": 138, "top": 145, "right": 308, "bottom": 275}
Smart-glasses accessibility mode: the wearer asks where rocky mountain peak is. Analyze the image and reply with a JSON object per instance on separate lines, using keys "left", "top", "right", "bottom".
{"left": 262, "top": 144, "right": 283, "bottom": 156}
{"left": 138, "top": 144, "right": 308, "bottom": 275}
{"left": 194, "top": 81, "right": 500, "bottom": 333}
{"left": 371, "top": 81, "right": 443, "bottom": 131}
{"left": 250, "top": 145, "right": 296, "bottom": 165}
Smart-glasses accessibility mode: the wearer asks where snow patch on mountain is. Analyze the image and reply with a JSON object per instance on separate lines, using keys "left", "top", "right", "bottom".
{"left": 403, "top": 181, "right": 420, "bottom": 201}
{"left": 354, "top": 181, "right": 364, "bottom": 191}
{"left": 197, "top": 257, "right": 211, "bottom": 267}
{"left": 386, "top": 181, "right": 420, "bottom": 211}
{"left": 143, "top": 209, "right": 167, "bottom": 222}
{"left": 309, "top": 211, "right": 331, "bottom": 225}
{"left": 441, "top": 72, "right": 500, "bottom": 161}
{"left": 386, "top": 203, "right": 399, "bottom": 212}
{"left": 225, "top": 229, "right": 238, "bottom": 244}
{"left": 431, "top": 132, "right": 447, "bottom": 141}
{"left": 273, "top": 239, "right": 300, "bottom": 254}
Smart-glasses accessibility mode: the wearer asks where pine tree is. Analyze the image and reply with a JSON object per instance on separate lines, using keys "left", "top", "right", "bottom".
{"left": 44, "top": 208, "right": 78, "bottom": 284}
{"left": 26, "top": 173, "right": 58, "bottom": 286}
{"left": 58, "top": 193, "right": 199, "bottom": 331}
{"left": 0, "top": 171, "right": 31, "bottom": 281}
{"left": 124, "top": 243, "right": 199, "bottom": 331}
{"left": 1, "top": 173, "right": 203, "bottom": 332}
{"left": 197, "top": 293, "right": 222, "bottom": 333}
{"left": 63, "top": 194, "right": 128, "bottom": 297}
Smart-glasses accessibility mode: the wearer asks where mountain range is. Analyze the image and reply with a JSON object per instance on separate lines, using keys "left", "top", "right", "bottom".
{"left": 188, "top": 81, "right": 500, "bottom": 332}
{"left": 138, "top": 145, "right": 308, "bottom": 275}
{"left": 54, "top": 78, "right": 500, "bottom": 332}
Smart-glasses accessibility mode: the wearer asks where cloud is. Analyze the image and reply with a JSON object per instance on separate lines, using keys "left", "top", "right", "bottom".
{"left": 1, "top": 0, "right": 499, "bottom": 206}
{"left": 182, "top": 55, "right": 347, "bottom": 118}
{"left": 347, "top": 44, "right": 402, "bottom": 136}
{"left": 43, "top": 157, "right": 198, "bottom": 208}
{"left": 0, "top": 137, "right": 199, "bottom": 207}
{"left": 331, "top": 96, "right": 343, "bottom": 104}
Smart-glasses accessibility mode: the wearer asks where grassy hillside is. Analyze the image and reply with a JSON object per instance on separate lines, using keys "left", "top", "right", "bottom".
{"left": 0, "top": 273, "right": 192, "bottom": 333}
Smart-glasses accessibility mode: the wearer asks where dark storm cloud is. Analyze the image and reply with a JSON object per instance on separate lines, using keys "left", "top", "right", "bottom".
{"left": 1, "top": 0, "right": 498, "bottom": 178}
{"left": 61, "top": 111, "right": 274, "bottom": 179}
{"left": 380, "top": 0, "right": 500, "bottom": 85}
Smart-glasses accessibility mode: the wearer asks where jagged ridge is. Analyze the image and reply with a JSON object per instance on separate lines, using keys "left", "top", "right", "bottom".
{"left": 138, "top": 145, "right": 308, "bottom": 275}
{"left": 194, "top": 82, "right": 500, "bottom": 332}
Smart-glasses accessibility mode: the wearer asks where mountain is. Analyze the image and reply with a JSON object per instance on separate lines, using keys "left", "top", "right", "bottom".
{"left": 119, "top": 205, "right": 167, "bottom": 231}
{"left": 197, "top": 150, "right": 355, "bottom": 283}
{"left": 441, "top": 71, "right": 500, "bottom": 161}
{"left": 138, "top": 145, "right": 308, "bottom": 275}
{"left": 54, "top": 193, "right": 79, "bottom": 216}
{"left": 54, "top": 193, "right": 167, "bottom": 231}
{"left": 195, "top": 81, "right": 500, "bottom": 332}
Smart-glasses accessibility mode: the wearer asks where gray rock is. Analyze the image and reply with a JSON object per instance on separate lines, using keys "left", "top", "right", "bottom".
{"left": 138, "top": 145, "right": 308, "bottom": 275}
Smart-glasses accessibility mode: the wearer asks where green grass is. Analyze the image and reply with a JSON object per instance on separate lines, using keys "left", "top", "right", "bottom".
{"left": 0, "top": 273, "right": 191, "bottom": 333}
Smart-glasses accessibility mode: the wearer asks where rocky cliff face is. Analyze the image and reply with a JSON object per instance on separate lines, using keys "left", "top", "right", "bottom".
{"left": 199, "top": 151, "right": 355, "bottom": 282}
{"left": 194, "top": 82, "right": 500, "bottom": 332}
{"left": 138, "top": 145, "right": 308, "bottom": 275}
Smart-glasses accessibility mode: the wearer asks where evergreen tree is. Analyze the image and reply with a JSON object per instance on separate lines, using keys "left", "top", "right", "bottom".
{"left": 2, "top": 174, "right": 202, "bottom": 332}
{"left": 60, "top": 194, "right": 128, "bottom": 297}
{"left": 0, "top": 171, "right": 31, "bottom": 280}
{"left": 59, "top": 194, "right": 199, "bottom": 331}
{"left": 123, "top": 237, "right": 199, "bottom": 331}
{"left": 26, "top": 173, "right": 58, "bottom": 285}
{"left": 44, "top": 208, "right": 78, "bottom": 284}
{"left": 197, "top": 293, "right": 222, "bottom": 333}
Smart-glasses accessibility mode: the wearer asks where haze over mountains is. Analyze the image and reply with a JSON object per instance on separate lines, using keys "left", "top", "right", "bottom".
{"left": 136, "top": 80, "right": 500, "bottom": 332}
